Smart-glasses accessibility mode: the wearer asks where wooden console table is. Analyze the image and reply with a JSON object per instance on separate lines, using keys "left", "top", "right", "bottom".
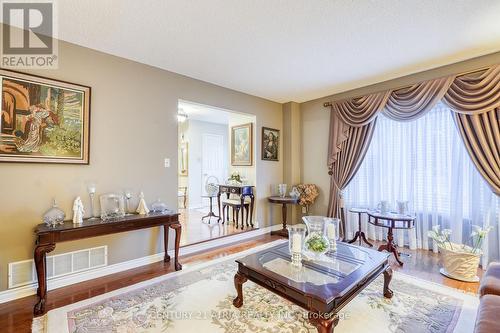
{"left": 217, "top": 184, "right": 255, "bottom": 228}
{"left": 33, "top": 212, "right": 182, "bottom": 316}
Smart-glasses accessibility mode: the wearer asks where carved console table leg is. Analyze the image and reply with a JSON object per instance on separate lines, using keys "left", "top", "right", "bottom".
{"left": 163, "top": 224, "right": 171, "bottom": 263}
{"left": 308, "top": 312, "right": 339, "bottom": 333}
{"left": 170, "top": 223, "right": 182, "bottom": 271}
{"left": 383, "top": 266, "right": 394, "bottom": 298}
{"left": 34, "top": 243, "right": 56, "bottom": 316}
{"left": 232, "top": 271, "right": 248, "bottom": 308}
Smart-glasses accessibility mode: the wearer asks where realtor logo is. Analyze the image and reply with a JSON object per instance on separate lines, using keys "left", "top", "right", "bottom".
{"left": 1, "top": 0, "right": 58, "bottom": 68}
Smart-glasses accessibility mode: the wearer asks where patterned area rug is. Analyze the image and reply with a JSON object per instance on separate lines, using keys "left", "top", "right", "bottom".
{"left": 32, "top": 240, "right": 478, "bottom": 333}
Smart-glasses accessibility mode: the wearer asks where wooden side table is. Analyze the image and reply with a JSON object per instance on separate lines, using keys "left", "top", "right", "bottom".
{"left": 348, "top": 208, "right": 373, "bottom": 247}
{"left": 201, "top": 195, "right": 219, "bottom": 223}
{"left": 268, "top": 196, "right": 300, "bottom": 238}
{"left": 366, "top": 210, "right": 416, "bottom": 266}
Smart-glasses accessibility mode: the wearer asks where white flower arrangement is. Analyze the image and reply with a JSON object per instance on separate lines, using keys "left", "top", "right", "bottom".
{"left": 427, "top": 224, "right": 493, "bottom": 254}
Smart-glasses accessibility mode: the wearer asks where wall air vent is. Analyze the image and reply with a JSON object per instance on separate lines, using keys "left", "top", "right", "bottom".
{"left": 8, "top": 246, "right": 107, "bottom": 289}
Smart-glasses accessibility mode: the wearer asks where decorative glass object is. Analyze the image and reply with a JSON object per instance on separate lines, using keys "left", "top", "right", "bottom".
{"left": 302, "top": 216, "right": 330, "bottom": 259}
{"left": 289, "top": 186, "right": 300, "bottom": 199}
{"left": 288, "top": 224, "right": 306, "bottom": 267}
{"left": 100, "top": 193, "right": 125, "bottom": 221}
{"left": 205, "top": 176, "right": 219, "bottom": 196}
{"left": 151, "top": 199, "right": 170, "bottom": 213}
{"left": 124, "top": 189, "right": 133, "bottom": 214}
{"left": 43, "top": 199, "right": 66, "bottom": 227}
{"left": 325, "top": 218, "right": 340, "bottom": 252}
{"left": 278, "top": 184, "right": 287, "bottom": 198}
{"left": 87, "top": 182, "right": 97, "bottom": 219}
{"left": 396, "top": 200, "right": 409, "bottom": 215}
{"left": 377, "top": 200, "right": 390, "bottom": 214}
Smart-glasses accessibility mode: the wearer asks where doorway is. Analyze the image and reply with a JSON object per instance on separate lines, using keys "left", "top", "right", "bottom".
{"left": 177, "top": 100, "right": 257, "bottom": 246}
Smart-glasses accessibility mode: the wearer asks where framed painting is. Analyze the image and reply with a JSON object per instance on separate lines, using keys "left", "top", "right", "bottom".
{"left": 0, "top": 69, "right": 90, "bottom": 164}
{"left": 231, "top": 122, "right": 253, "bottom": 166}
{"left": 262, "top": 127, "right": 280, "bottom": 161}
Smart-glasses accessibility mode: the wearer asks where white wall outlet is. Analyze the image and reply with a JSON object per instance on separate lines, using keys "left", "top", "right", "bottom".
{"left": 164, "top": 158, "right": 170, "bottom": 168}
{"left": 301, "top": 206, "right": 307, "bottom": 213}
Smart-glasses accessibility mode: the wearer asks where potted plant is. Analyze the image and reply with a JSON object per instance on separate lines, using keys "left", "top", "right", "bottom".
{"left": 428, "top": 225, "right": 493, "bottom": 282}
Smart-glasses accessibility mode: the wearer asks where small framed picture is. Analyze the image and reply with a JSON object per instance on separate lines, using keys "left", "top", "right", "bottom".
{"left": 231, "top": 123, "right": 253, "bottom": 166}
{"left": 262, "top": 127, "right": 279, "bottom": 161}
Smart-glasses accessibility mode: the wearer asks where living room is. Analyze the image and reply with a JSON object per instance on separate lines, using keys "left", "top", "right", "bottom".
{"left": 0, "top": 1, "right": 499, "bottom": 333}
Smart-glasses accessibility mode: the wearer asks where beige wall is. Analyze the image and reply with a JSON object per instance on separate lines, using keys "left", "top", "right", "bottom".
{"left": 0, "top": 29, "right": 282, "bottom": 291}
{"left": 282, "top": 102, "right": 302, "bottom": 224}
{"left": 300, "top": 51, "right": 500, "bottom": 216}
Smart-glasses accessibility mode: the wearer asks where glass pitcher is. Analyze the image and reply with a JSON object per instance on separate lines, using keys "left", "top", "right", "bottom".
{"left": 302, "top": 216, "right": 330, "bottom": 259}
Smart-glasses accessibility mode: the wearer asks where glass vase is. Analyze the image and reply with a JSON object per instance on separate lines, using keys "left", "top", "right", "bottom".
{"left": 325, "top": 218, "right": 340, "bottom": 252}
{"left": 302, "top": 216, "right": 330, "bottom": 260}
{"left": 288, "top": 224, "right": 306, "bottom": 267}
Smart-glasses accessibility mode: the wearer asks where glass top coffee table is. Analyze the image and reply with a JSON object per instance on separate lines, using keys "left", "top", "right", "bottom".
{"left": 233, "top": 241, "right": 392, "bottom": 333}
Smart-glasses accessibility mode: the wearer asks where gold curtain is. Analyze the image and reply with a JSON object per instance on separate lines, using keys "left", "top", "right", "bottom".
{"left": 384, "top": 76, "right": 454, "bottom": 121}
{"left": 327, "top": 115, "right": 376, "bottom": 217}
{"left": 325, "top": 64, "right": 500, "bottom": 218}
{"left": 453, "top": 109, "right": 500, "bottom": 195}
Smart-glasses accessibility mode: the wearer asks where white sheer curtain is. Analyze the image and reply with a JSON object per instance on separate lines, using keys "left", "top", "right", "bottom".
{"left": 344, "top": 102, "right": 500, "bottom": 265}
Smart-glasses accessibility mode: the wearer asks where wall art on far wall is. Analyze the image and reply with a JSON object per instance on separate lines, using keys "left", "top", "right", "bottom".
{"left": 231, "top": 122, "right": 253, "bottom": 166}
{"left": 0, "top": 69, "right": 91, "bottom": 164}
{"left": 262, "top": 127, "right": 279, "bottom": 161}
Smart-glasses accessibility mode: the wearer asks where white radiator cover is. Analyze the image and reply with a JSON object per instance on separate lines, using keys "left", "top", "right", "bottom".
{"left": 8, "top": 246, "right": 107, "bottom": 289}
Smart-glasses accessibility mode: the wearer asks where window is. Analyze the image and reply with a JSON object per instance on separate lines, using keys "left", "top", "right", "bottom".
{"left": 344, "top": 103, "right": 500, "bottom": 263}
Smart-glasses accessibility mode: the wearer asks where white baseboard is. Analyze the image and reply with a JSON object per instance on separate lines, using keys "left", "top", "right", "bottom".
{"left": 0, "top": 223, "right": 282, "bottom": 304}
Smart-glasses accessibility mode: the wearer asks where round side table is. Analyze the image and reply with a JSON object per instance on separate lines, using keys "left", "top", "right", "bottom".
{"left": 268, "top": 196, "right": 300, "bottom": 238}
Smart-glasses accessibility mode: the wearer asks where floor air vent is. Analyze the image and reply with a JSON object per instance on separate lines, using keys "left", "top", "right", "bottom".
{"left": 8, "top": 246, "right": 107, "bottom": 289}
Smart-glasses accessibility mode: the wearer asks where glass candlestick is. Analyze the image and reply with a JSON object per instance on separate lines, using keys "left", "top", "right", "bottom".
{"left": 325, "top": 218, "right": 340, "bottom": 252}
{"left": 288, "top": 225, "right": 306, "bottom": 267}
{"left": 124, "top": 189, "right": 133, "bottom": 215}
{"left": 87, "top": 183, "right": 97, "bottom": 219}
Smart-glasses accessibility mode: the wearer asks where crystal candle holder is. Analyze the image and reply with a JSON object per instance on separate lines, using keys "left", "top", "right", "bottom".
{"left": 288, "top": 224, "right": 306, "bottom": 267}
{"left": 325, "top": 218, "right": 340, "bottom": 252}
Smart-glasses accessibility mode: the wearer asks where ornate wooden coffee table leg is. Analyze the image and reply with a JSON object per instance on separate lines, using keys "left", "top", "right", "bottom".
{"left": 308, "top": 312, "right": 338, "bottom": 333}
{"left": 383, "top": 266, "right": 394, "bottom": 298}
{"left": 232, "top": 272, "right": 247, "bottom": 308}
{"left": 34, "top": 243, "right": 56, "bottom": 315}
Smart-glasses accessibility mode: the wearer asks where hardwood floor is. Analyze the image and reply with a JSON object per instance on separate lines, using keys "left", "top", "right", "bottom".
{"left": 0, "top": 235, "right": 483, "bottom": 333}
{"left": 179, "top": 207, "right": 257, "bottom": 246}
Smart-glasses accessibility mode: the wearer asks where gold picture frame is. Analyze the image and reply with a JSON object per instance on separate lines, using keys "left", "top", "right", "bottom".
{"left": 178, "top": 142, "right": 188, "bottom": 176}
{"left": 231, "top": 122, "right": 253, "bottom": 166}
{"left": 0, "top": 69, "right": 91, "bottom": 164}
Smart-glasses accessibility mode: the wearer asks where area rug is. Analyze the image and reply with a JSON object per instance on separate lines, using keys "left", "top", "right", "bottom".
{"left": 32, "top": 240, "right": 478, "bottom": 333}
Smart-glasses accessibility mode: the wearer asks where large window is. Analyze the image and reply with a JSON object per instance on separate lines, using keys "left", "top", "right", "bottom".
{"left": 344, "top": 103, "right": 500, "bottom": 264}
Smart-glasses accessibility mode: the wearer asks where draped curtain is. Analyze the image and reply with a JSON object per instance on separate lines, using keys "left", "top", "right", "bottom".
{"left": 326, "top": 64, "right": 500, "bottom": 219}
{"left": 343, "top": 105, "right": 500, "bottom": 265}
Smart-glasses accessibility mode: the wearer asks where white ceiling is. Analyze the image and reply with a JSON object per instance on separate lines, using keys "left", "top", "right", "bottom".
{"left": 48, "top": 1, "right": 500, "bottom": 102}
{"left": 178, "top": 100, "right": 254, "bottom": 125}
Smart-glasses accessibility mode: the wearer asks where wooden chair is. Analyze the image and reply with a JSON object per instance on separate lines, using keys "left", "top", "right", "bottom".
{"left": 177, "top": 187, "right": 187, "bottom": 208}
